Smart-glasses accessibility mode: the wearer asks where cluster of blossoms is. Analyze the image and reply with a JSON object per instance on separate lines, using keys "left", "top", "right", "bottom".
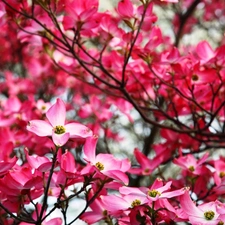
{"left": 0, "top": 0, "right": 224, "bottom": 224}
{"left": 0, "top": 97, "right": 225, "bottom": 224}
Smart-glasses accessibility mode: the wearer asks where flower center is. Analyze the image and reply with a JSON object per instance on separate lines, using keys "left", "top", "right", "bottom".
{"left": 95, "top": 162, "right": 104, "bottom": 171}
{"left": 189, "top": 165, "right": 195, "bottom": 172}
{"left": 192, "top": 74, "right": 199, "bottom": 81}
{"left": 219, "top": 171, "right": 225, "bottom": 178}
{"left": 218, "top": 221, "right": 224, "bottom": 225}
{"left": 131, "top": 199, "right": 141, "bottom": 207}
{"left": 204, "top": 210, "right": 215, "bottom": 220}
{"left": 148, "top": 189, "right": 161, "bottom": 197}
{"left": 102, "top": 210, "right": 108, "bottom": 216}
{"left": 54, "top": 125, "right": 66, "bottom": 134}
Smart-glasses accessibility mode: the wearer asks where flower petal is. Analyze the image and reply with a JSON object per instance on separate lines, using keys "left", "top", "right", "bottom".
{"left": 27, "top": 120, "right": 52, "bottom": 136}
{"left": 80, "top": 211, "right": 104, "bottom": 224}
{"left": 52, "top": 132, "right": 70, "bottom": 146}
{"left": 65, "top": 122, "right": 93, "bottom": 138}
{"left": 101, "top": 195, "right": 130, "bottom": 211}
{"left": 103, "top": 170, "right": 129, "bottom": 185}
{"left": 46, "top": 98, "right": 66, "bottom": 127}
{"left": 83, "top": 135, "right": 98, "bottom": 163}
{"left": 180, "top": 189, "right": 203, "bottom": 217}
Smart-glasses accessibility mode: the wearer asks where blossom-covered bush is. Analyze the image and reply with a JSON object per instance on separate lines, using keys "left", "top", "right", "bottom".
{"left": 0, "top": 0, "right": 225, "bottom": 224}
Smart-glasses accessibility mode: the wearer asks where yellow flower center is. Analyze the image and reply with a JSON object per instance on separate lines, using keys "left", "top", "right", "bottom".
{"left": 218, "top": 221, "right": 224, "bottom": 225}
{"left": 219, "top": 171, "right": 225, "bottom": 178}
{"left": 148, "top": 189, "right": 161, "bottom": 197}
{"left": 95, "top": 162, "right": 104, "bottom": 171}
{"left": 54, "top": 125, "right": 66, "bottom": 134}
{"left": 189, "top": 165, "right": 195, "bottom": 172}
{"left": 204, "top": 210, "right": 215, "bottom": 220}
{"left": 131, "top": 199, "right": 141, "bottom": 207}
{"left": 41, "top": 105, "right": 46, "bottom": 111}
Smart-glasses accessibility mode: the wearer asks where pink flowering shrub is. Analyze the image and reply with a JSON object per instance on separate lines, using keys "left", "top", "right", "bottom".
{"left": 0, "top": 0, "right": 224, "bottom": 224}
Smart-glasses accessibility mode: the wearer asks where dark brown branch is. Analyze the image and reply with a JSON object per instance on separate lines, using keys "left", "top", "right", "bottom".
{"left": 175, "top": 0, "right": 201, "bottom": 47}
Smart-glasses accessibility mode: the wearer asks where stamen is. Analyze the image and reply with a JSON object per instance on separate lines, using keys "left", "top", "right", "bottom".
{"left": 192, "top": 74, "right": 199, "bottom": 81}
{"left": 54, "top": 125, "right": 66, "bottom": 134}
{"left": 131, "top": 199, "right": 141, "bottom": 207}
{"left": 219, "top": 171, "right": 225, "bottom": 178}
{"left": 189, "top": 165, "right": 195, "bottom": 172}
{"left": 95, "top": 162, "right": 104, "bottom": 171}
{"left": 204, "top": 210, "right": 215, "bottom": 220}
{"left": 148, "top": 189, "right": 161, "bottom": 197}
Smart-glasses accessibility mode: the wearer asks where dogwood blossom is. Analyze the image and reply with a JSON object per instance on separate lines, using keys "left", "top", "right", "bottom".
{"left": 82, "top": 135, "right": 131, "bottom": 185}
{"left": 27, "top": 98, "right": 92, "bottom": 146}
{"left": 180, "top": 189, "right": 223, "bottom": 225}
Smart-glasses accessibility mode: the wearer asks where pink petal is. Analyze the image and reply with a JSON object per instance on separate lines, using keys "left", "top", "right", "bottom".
{"left": 61, "top": 150, "right": 76, "bottom": 173}
{"left": 157, "top": 181, "right": 172, "bottom": 193}
{"left": 25, "top": 150, "right": 51, "bottom": 172}
{"left": 101, "top": 195, "right": 129, "bottom": 211}
{"left": 150, "top": 178, "right": 164, "bottom": 189}
{"left": 0, "top": 117, "right": 15, "bottom": 127}
{"left": 46, "top": 98, "right": 66, "bottom": 127}
{"left": 197, "top": 152, "right": 209, "bottom": 166}
{"left": 45, "top": 218, "right": 62, "bottom": 225}
{"left": 128, "top": 168, "right": 143, "bottom": 175}
{"left": 80, "top": 212, "right": 104, "bottom": 224}
{"left": 180, "top": 190, "right": 203, "bottom": 217}
{"left": 83, "top": 135, "right": 98, "bottom": 163}
{"left": 0, "top": 157, "right": 17, "bottom": 176}
{"left": 120, "top": 186, "right": 146, "bottom": 196}
{"left": 134, "top": 148, "right": 150, "bottom": 168}
{"left": 120, "top": 158, "right": 131, "bottom": 172}
{"left": 27, "top": 120, "right": 52, "bottom": 136}
{"left": 144, "top": 26, "right": 162, "bottom": 51}
{"left": 8, "top": 168, "right": 31, "bottom": 188}
{"left": 161, "top": 188, "right": 186, "bottom": 198}
{"left": 52, "top": 132, "right": 70, "bottom": 146}
{"left": 103, "top": 170, "right": 129, "bottom": 185}
{"left": 196, "top": 41, "right": 215, "bottom": 63}
{"left": 117, "top": 0, "right": 134, "bottom": 18}
{"left": 65, "top": 122, "right": 93, "bottom": 138}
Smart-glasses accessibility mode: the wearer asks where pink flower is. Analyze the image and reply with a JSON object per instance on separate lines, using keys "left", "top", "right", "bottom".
{"left": 212, "top": 158, "right": 225, "bottom": 185}
{"left": 180, "top": 189, "right": 221, "bottom": 225}
{"left": 190, "top": 64, "right": 217, "bottom": 85}
{"left": 57, "top": 149, "right": 77, "bottom": 176}
{"left": 120, "top": 179, "right": 185, "bottom": 202}
{"left": 101, "top": 193, "right": 147, "bottom": 212}
{"left": 0, "top": 143, "right": 17, "bottom": 176}
{"left": 27, "top": 98, "right": 93, "bottom": 146}
{"left": 83, "top": 135, "right": 131, "bottom": 185}
{"left": 196, "top": 41, "right": 216, "bottom": 64}
{"left": 36, "top": 99, "right": 51, "bottom": 114}
{"left": 173, "top": 152, "right": 209, "bottom": 175}
{"left": 25, "top": 149, "right": 52, "bottom": 172}
{"left": 80, "top": 190, "right": 109, "bottom": 224}
{"left": 62, "top": 0, "right": 99, "bottom": 31}
{"left": 128, "top": 148, "right": 162, "bottom": 175}
{"left": 20, "top": 204, "right": 62, "bottom": 225}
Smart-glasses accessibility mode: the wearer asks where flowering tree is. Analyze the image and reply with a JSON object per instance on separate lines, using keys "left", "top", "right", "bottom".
{"left": 0, "top": 0, "right": 225, "bottom": 224}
